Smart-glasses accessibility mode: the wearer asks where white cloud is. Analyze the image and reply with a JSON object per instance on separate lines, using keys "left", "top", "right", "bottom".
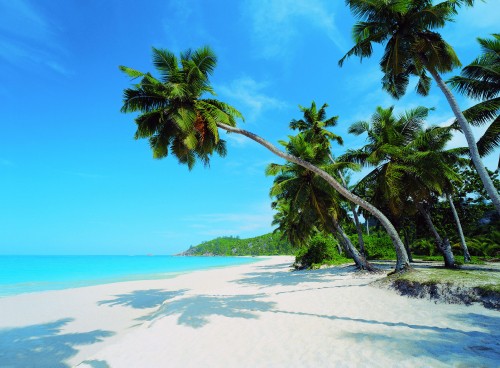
{"left": 183, "top": 205, "right": 274, "bottom": 237}
{"left": 436, "top": 117, "right": 498, "bottom": 171}
{"left": 0, "top": 0, "right": 69, "bottom": 75}
{"left": 217, "top": 76, "right": 287, "bottom": 123}
{"left": 222, "top": 130, "right": 251, "bottom": 148}
{"left": 443, "top": 1, "right": 500, "bottom": 51}
{"left": 160, "top": 0, "right": 216, "bottom": 52}
{"left": 242, "top": 0, "right": 345, "bottom": 59}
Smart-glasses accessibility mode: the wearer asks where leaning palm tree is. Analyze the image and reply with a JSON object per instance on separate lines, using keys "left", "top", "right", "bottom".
{"left": 449, "top": 34, "right": 500, "bottom": 165}
{"left": 267, "top": 134, "right": 374, "bottom": 270}
{"left": 345, "top": 106, "right": 462, "bottom": 267}
{"left": 339, "top": 0, "right": 500, "bottom": 215}
{"left": 290, "top": 102, "right": 366, "bottom": 256}
{"left": 120, "top": 46, "right": 411, "bottom": 272}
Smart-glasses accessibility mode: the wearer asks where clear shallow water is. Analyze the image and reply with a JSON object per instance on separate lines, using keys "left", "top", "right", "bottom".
{"left": 0, "top": 256, "right": 260, "bottom": 297}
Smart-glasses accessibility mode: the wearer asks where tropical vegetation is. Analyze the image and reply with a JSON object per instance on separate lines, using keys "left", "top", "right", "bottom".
{"left": 179, "top": 233, "right": 293, "bottom": 256}
{"left": 339, "top": 0, "right": 500, "bottom": 215}
{"left": 121, "top": 0, "right": 499, "bottom": 274}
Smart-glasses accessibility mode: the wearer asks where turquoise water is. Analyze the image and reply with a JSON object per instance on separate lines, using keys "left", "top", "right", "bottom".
{"left": 0, "top": 256, "right": 260, "bottom": 297}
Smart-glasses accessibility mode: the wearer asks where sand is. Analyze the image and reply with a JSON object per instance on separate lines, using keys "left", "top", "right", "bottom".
{"left": 0, "top": 256, "right": 498, "bottom": 367}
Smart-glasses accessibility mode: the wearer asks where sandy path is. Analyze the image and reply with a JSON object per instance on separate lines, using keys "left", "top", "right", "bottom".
{"left": 0, "top": 256, "right": 498, "bottom": 367}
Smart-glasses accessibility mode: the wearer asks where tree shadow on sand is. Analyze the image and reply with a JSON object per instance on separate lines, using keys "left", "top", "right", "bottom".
{"left": 98, "top": 289, "right": 188, "bottom": 309}
{"left": 0, "top": 318, "right": 113, "bottom": 368}
{"left": 254, "top": 262, "right": 294, "bottom": 271}
{"left": 340, "top": 312, "right": 500, "bottom": 366}
{"left": 233, "top": 264, "right": 365, "bottom": 288}
{"left": 140, "top": 294, "right": 276, "bottom": 329}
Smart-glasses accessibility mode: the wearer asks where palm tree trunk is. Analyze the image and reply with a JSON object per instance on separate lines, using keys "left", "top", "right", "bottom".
{"left": 331, "top": 218, "right": 375, "bottom": 271}
{"left": 327, "top": 153, "right": 367, "bottom": 256}
{"left": 351, "top": 204, "right": 366, "bottom": 256}
{"left": 447, "top": 193, "right": 471, "bottom": 263}
{"left": 417, "top": 202, "right": 456, "bottom": 268}
{"left": 217, "top": 122, "right": 411, "bottom": 272}
{"left": 427, "top": 67, "right": 500, "bottom": 215}
{"left": 402, "top": 227, "right": 413, "bottom": 262}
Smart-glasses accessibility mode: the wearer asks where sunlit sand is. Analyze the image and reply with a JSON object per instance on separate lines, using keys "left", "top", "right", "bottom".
{"left": 0, "top": 257, "right": 498, "bottom": 367}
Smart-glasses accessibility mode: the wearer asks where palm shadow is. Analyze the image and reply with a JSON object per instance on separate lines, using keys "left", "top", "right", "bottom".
{"left": 0, "top": 318, "right": 113, "bottom": 368}
{"left": 234, "top": 264, "right": 362, "bottom": 288}
{"left": 341, "top": 312, "right": 500, "bottom": 366}
{"left": 78, "top": 360, "right": 110, "bottom": 368}
{"left": 254, "top": 262, "right": 294, "bottom": 271}
{"left": 98, "top": 289, "right": 188, "bottom": 309}
{"left": 141, "top": 294, "right": 276, "bottom": 329}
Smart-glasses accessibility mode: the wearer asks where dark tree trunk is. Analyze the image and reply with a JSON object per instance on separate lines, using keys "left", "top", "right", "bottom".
{"left": 332, "top": 218, "right": 376, "bottom": 272}
{"left": 330, "top": 155, "right": 366, "bottom": 257}
{"left": 447, "top": 193, "right": 471, "bottom": 263}
{"left": 403, "top": 228, "right": 413, "bottom": 263}
{"left": 441, "top": 238, "right": 456, "bottom": 269}
{"left": 336, "top": 242, "right": 342, "bottom": 255}
{"left": 351, "top": 205, "right": 366, "bottom": 257}
{"left": 417, "top": 202, "right": 456, "bottom": 268}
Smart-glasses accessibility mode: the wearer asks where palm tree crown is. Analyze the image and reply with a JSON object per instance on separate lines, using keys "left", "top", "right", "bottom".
{"left": 449, "top": 34, "right": 500, "bottom": 158}
{"left": 339, "top": 0, "right": 500, "bottom": 215}
{"left": 120, "top": 46, "right": 243, "bottom": 169}
{"left": 289, "top": 102, "right": 343, "bottom": 152}
{"left": 344, "top": 106, "right": 461, "bottom": 215}
{"left": 339, "top": 0, "right": 472, "bottom": 98}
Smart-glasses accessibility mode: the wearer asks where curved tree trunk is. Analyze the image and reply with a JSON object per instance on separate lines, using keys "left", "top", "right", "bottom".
{"left": 328, "top": 153, "right": 367, "bottom": 256}
{"left": 417, "top": 202, "right": 456, "bottom": 268}
{"left": 351, "top": 204, "right": 366, "bottom": 256}
{"left": 331, "top": 218, "right": 376, "bottom": 271}
{"left": 335, "top": 241, "right": 342, "bottom": 255}
{"left": 427, "top": 68, "right": 500, "bottom": 215}
{"left": 217, "top": 122, "right": 411, "bottom": 272}
{"left": 447, "top": 193, "right": 471, "bottom": 263}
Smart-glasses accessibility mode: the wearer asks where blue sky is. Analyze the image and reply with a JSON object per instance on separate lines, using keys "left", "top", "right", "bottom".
{"left": 0, "top": 0, "right": 498, "bottom": 255}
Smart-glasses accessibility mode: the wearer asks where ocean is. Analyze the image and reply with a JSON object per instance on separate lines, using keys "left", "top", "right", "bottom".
{"left": 0, "top": 255, "right": 261, "bottom": 297}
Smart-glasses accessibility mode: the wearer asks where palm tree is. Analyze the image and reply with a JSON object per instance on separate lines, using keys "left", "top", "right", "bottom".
{"left": 339, "top": 0, "right": 500, "bottom": 215}
{"left": 449, "top": 34, "right": 500, "bottom": 165}
{"left": 267, "top": 134, "right": 374, "bottom": 270}
{"left": 120, "top": 46, "right": 411, "bottom": 272}
{"left": 345, "top": 106, "right": 462, "bottom": 267}
{"left": 446, "top": 192, "right": 471, "bottom": 263}
{"left": 120, "top": 47, "right": 241, "bottom": 169}
{"left": 290, "top": 102, "right": 366, "bottom": 256}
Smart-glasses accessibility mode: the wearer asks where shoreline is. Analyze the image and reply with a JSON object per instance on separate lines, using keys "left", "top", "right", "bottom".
{"left": 0, "top": 255, "right": 266, "bottom": 298}
{"left": 0, "top": 256, "right": 498, "bottom": 367}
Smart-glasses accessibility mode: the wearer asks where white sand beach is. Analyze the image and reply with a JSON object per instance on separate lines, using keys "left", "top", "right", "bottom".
{"left": 0, "top": 256, "right": 498, "bottom": 367}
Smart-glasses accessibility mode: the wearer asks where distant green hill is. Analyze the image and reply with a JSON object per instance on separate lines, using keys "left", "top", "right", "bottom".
{"left": 178, "top": 232, "right": 294, "bottom": 256}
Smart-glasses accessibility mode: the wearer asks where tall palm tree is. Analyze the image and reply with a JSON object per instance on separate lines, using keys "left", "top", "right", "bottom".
{"left": 290, "top": 102, "right": 366, "bottom": 256}
{"left": 339, "top": 0, "right": 500, "bottom": 215}
{"left": 345, "top": 106, "right": 462, "bottom": 267}
{"left": 449, "top": 34, "right": 500, "bottom": 165}
{"left": 120, "top": 46, "right": 411, "bottom": 272}
{"left": 267, "top": 135, "right": 374, "bottom": 270}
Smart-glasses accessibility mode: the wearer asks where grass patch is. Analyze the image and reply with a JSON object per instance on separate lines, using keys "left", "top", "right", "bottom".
{"left": 373, "top": 264, "right": 500, "bottom": 309}
{"left": 413, "top": 255, "right": 486, "bottom": 265}
{"left": 309, "top": 257, "right": 353, "bottom": 269}
{"left": 391, "top": 267, "right": 500, "bottom": 294}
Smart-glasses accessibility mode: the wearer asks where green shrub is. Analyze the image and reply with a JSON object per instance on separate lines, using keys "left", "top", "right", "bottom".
{"left": 465, "top": 236, "right": 500, "bottom": 257}
{"left": 294, "top": 234, "right": 347, "bottom": 269}
{"left": 412, "top": 239, "right": 436, "bottom": 256}
{"left": 361, "top": 232, "right": 396, "bottom": 260}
